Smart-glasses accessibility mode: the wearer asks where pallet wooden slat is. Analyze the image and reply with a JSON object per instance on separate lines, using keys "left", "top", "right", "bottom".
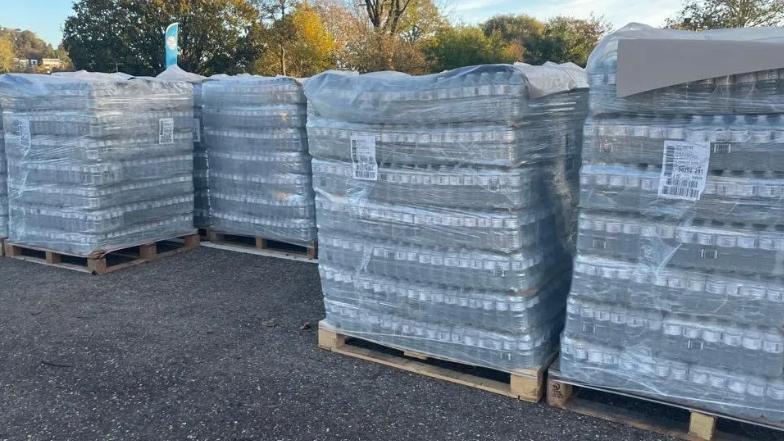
{"left": 318, "top": 322, "right": 555, "bottom": 402}
{"left": 2, "top": 234, "right": 199, "bottom": 274}
{"left": 205, "top": 229, "right": 317, "bottom": 260}
{"left": 547, "top": 365, "right": 784, "bottom": 441}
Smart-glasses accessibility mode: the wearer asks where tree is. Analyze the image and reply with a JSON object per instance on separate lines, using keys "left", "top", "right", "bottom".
{"left": 55, "top": 44, "right": 74, "bottom": 72}
{"left": 398, "top": 0, "right": 448, "bottom": 43}
{"left": 252, "top": 0, "right": 299, "bottom": 75}
{"left": 534, "top": 16, "right": 612, "bottom": 66}
{"left": 482, "top": 14, "right": 611, "bottom": 66}
{"left": 63, "top": 0, "right": 263, "bottom": 76}
{"left": 667, "top": 0, "right": 784, "bottom": 29}
{"left": 423, "top": 27, "right": 523, "bottom": 72}
{"left": 254, "top": 2, "right": 336, "bottom": 77}
{"left": 482, "top": 14, "right": 544, "bottom": 47}
{"left": 0, "top": 37, "right": 14, "bottom": 73}
{"left": 363, "top": 0, "right": 415, "bottom": 35}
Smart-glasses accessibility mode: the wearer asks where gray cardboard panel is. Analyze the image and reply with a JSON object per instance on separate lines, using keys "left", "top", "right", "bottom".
{"left": 617, "top": 38, "right": 784, "bottom": 97}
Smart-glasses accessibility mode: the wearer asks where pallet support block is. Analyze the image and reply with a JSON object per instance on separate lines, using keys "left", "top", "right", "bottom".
{"left": 139, "top": 243, "right": 157, "bottom": 260}
{"left": 205, "top": 229, "right": 317, "bottom": 260}
{"left": 546, "top": 367, "right": 784, "bottom": 441}
{"left": 2, "top": 234, "right": 199, "bottom": 274}
{"left": 689, "top": 412, "right": 717, "bottom": 441}
{"left": 318, "top": 323, "right": 552, "bottom": 403}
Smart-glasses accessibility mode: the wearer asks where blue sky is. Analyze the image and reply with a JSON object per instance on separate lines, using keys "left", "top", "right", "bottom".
{"left": 1, "top": 0, "right": 684, "bottom": 46}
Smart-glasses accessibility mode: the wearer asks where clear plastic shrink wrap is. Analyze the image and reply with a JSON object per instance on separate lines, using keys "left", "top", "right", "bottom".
{"left": 0, "top": 91, "right": 7, "bottom": 238}
{"left": 201, "top": 76, "right": 316, "bottom": 245}
{"left": 560, "top": 24, "right": 784, "bottom": 423}
{"left": 0, "top": 73, "right": 195, "bottom": 256}
{"left": 306, "top": 64, "right": 589, "bottom": 371}
{"left": 589, "top": 23, "right": 784, "bottom": 116}
{"left": 156, "top": 66, "right": 209, "bottom": 227}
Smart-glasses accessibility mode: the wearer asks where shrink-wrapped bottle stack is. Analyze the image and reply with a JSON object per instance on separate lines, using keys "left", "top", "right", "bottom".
{"left": 306, "top": 64, "right": 588, "bottom": 371}
{"left": 0, "top": 74, "right": 195, "bottom": 256}
{"left": 156, "top": 66, "right": 209, "bottom": 228}
{"left": 201, "top": 76, "right": 316, "bottom": 245}
{"left": 0, "top": 99, "right": 7, "bottom": 238}
{"left": 560, "top": 24, "right": 784, "bottom": 422}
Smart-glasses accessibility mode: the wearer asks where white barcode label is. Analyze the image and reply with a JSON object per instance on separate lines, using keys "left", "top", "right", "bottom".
{"left": 350, "top": 135, "right": 378, "bottom": 181}
{"left": 658, "top": 140, "right": 710, "bottom": 201}
{"left": 193, "top": 118, "right": 201, "bottom": 142}
{"left": 159, "top": 118, "right": 174, "bottom": 144}
{"left": 18, "top": 118, "right": 31, "bottom": 149}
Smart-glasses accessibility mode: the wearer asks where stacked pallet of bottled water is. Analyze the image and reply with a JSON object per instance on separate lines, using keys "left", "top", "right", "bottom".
{"left": 0, "top": 74, "right": 195, "bottom": 256}
{"left": 201, "top": 76, "right": 316, "bottom": 245}
{"left": 560, "top": 24, "right": 784, "bottom": 423}
{"left": 0, "top": 98, "right": 7, "bottom": 238}
{"left": 306, "top": 64, "right": 588, "bottom": 372}
{"left": 156, "top": 66, "right": 209, "bottom": 228}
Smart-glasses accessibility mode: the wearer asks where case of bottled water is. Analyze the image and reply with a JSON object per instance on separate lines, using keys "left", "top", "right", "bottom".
{"left": 306, "top": 64, "right": 588, "bottom": 372}
{"left": 156, "top": 66, "right": 208, "bottom": 228}
{"left": 0, "top": 74, "right": 195, "bottom": 256}
{"left": 201, "top": 76, "right": 316, "bottom": 245}
{"left": 560, "top": 24, "right": 784, "bottom": 423}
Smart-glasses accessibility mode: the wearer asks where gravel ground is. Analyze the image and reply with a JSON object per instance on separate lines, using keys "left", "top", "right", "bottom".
{"left": 0, "top": 247, "right": 780, "bottom": 441}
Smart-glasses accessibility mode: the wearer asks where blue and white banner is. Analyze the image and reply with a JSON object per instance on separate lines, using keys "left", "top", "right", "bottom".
{"left": 165, "top": 23, "right": 179, "bottom": 68}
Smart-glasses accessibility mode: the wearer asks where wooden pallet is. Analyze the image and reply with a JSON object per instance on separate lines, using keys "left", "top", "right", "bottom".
{"left": 2, "top": 234, "right": 199, "bottom": 274}
{"left": 205, "top": 229, "right": 317, "bottom": 260}
{"left": 318, "top": 322, "right": 555, "bottom": 402}
{"left": 547, "top": 364, "right": 784, "bottom": 441}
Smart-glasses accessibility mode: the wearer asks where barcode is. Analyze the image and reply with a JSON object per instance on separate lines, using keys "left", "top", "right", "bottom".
{"left": 711, "top": 142, "right": 732, "bottom": 154}
{"left": 663, "top": 143, "right": 676, "bottom": 177}
{"left": 350, "top": 135, "right": 378, "bottom": 181}
{"left": 159, "top": 118, "right": 174, "bottom": 144}
{"left": 660, "top": 185, "right": 701, "bottom": 199}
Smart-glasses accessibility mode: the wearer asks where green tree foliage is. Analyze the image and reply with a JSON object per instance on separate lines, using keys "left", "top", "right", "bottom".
{"left": 423, "top": 27, "right": 523, "bottom": 72}
{"left": 667, "top": 0, "right": 784, "bottom": 29}
{"left": 481, "top": 14, "right": 611, "bottom": 66}
{"left": 63, "top": 0, "right": 263, "bottom": 76}
{"left": 481, "top": 14, "right": 544, "bottom": 50}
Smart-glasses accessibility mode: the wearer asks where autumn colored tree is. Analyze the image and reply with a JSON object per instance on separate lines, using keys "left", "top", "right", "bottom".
{"left": 482, "top": 14, "right": 611, "bottom": 66}
{"left": 398, "top": 0, "right": 448, "bottom": 43}
{"left": 254, "top": 2, "right": 336, "bottom": 77}
{"left": 0, "top": 37, "right": 14, "bottom": 73}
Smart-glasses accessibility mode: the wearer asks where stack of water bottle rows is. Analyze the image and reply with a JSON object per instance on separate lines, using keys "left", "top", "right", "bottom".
{"left": 0, "top": 109, "right": 7, "bottom": 238}
{"left": 560, "top": 24, "right": 784, "bottom": 423}
{"left": 306, "top": 64, "right": 588, "bottom": 372}
{"left": 0, "top": 74, "right": 195, "bottom": 256}
{"left": 201, "top": 76, "right": 316, "bottom": 245}
{"left": 155, "top": 66, "right": 209, "bottom": 229}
